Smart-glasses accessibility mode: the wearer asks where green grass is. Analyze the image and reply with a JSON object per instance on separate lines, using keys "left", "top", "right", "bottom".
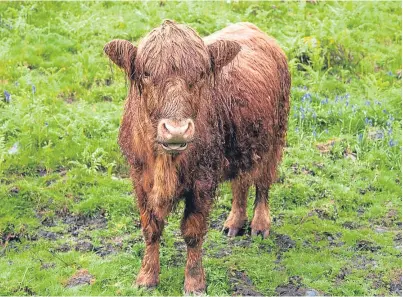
{"left": 0, "top": 1, "right": 401, "bottom": 296}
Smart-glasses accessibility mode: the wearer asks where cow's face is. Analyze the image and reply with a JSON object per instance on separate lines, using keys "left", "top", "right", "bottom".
{"left": 104, "top": 20, "right": 240, "bottom": 153}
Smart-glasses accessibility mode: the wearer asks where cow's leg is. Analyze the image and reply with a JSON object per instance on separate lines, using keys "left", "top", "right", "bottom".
{"left": 181, "top": 190, "right": 212, "bottom": 294}
{"left": 251, "top": 184, "right": 271, "bottom": 238}
{"left": 224, "top": 175, "right": 250, "bottom": 237}
{"left": 135, "top": 187, "right": 164, "bottom": 288}
{"left": 251, "top": 153, "right": 278, "bottom": 238}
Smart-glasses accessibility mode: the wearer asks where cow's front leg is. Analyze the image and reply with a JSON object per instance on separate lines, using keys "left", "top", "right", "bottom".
{"left": 181, "top": 190, "right": 212, "bottom": 294}
{"left": 136, "top": 205, "right": 164, "bottom": 288}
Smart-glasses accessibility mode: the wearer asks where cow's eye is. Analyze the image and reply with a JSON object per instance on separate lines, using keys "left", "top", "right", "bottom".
{"left": 188, "top": 82, "right": 194, "bottom": 89}
{"left": 143, "top": 71, "right": 151, "bottom": 78}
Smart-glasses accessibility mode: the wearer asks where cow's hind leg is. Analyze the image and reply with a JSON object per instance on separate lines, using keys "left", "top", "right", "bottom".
{"left": 223, "top": 175, "right": 250, "bottom": 237}
{"left": 251, "top": 184, "right": 271, "bottom": 238}
{"left": 251, "top": 150, "right": 281, "bottom": 238}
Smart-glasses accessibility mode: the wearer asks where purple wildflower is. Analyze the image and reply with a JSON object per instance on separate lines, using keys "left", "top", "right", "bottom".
{"left": 4, "top": 90, "right": 11, "bottom": 103}
{"left": 388, "top": 139, "right": 397, "bottom": 147}
{"left": 365, "top": 100, "right": 370, "bottom": 106}
{"left": 358, "top": 133, "right": 363, "bottom": 142}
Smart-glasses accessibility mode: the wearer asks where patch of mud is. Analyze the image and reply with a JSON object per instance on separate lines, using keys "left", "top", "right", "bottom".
{"left": 228, "top": 236, "right": 252, "bottom": 249}
{"left": 389, "top": 269, "right": 402, "bottom": 295}
{"left": 61, "top": 213, "right": 107, "bottom": 236}
{"left": 342, "top": 221, "right": 362, "bottom": 230}
{"left": 315, "top": 232, "right": 344, "bottom": 247}
{"left": 95, "top": 243, "right": 117, "bottom": 257}
{"left": 335, "top": 267, "right": 351, "bottom": 285}
{"left": 372, "top": 208, "right": 401, "bottom": 228}
{"left": 359, "top": 185, "right": 379, "bottom": 195}
{"left": 40, "top": 262, "right": 56, "bottom": 270}
{"left": 308, "top": 208, "right": 336, "bottom": 221}
{"left": 56, "top": 243, "right": 71, "bottom": 252}
{"left": 272, "top": 213, "right": 285, "bottom": 227}
{"left": 353, "top": 255, "right": 378, "bottom": 270}
{"left": 75, "top": 240, "right": 94, "bottom": 252}
{"left": 65, "top": 269, "right": 95, "bottom": 288}
{"left": 228, "top": 268, "right": 263, "bottom": 296}
{"left": 38, "top": 230, "right": 59, "bottom": 241}
{"left": 275, "top": 276, "right": 322, "bottom": 296}
{"left": 274, "top": 233, "right": 296, "bottom": 252}
{"left": 354, "top": 240, "right": 380, "bottom": 252}
{"left": 209, "top": 213, "right": 227, "bottom": 231}
{"left": 167, "top": 237, "right": 186, "bottom": 266}
{"left": 275, "top": 276, "right": 306, "bottom": 296}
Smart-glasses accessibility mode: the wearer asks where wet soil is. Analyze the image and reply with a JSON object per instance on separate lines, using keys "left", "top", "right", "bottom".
{"left": 275, "top": 276, "right": 321, "bottom": 296}
{"left": 228, "top": 268, "right": 263, "bottom": 296}
{"left": 274, "top": 233, "right": 296, "bottom": 253}
{"left": 65, "top": 269, "right": 95, "bottom": 288}
{"left": 354, "top": 240, "right": 381, "bottom": 252}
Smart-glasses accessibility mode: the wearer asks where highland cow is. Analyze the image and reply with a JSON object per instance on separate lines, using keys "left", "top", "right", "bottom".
{"left": 104, "top": 20, "right": 290, "bottom": 293}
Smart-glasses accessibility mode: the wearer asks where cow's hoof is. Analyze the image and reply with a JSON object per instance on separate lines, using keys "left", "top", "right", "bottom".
{"left": 251, "top": 228, "right": 270, "bottom": 239}
{"left": 226, "top": 227, "right": 241, "bottom": 237}
{"left": 135, "top": 272, "right": 158, "bottom": 289}
{"left": 184, "top": 285, "right": 206, "bottom": 295}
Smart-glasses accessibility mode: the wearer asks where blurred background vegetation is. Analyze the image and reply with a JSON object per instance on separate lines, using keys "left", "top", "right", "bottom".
{"left": 0, "top": 1, "right": 401, "bottom": 296}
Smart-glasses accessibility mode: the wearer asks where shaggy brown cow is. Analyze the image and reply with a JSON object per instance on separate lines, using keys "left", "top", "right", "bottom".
{"left": 104, "top": 20, "right": 290, "bottom": 293}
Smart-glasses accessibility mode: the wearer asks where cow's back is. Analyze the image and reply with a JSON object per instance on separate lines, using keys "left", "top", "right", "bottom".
{"left": 204, "top": 23, "right": 291, "bottom": 178}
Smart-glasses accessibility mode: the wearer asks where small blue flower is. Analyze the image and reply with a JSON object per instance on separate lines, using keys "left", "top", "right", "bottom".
{"left": 312, "top": 130, "right": 317, "bottom": 137}
{"left": 365, "top": 118, "right": 373, "bottom": 126}
{"left": 345, "top": 100, "right": 349, "bottom": 107}
{"left": 301, "top": 93, "right": 312, "bottom": 102}
{"left": 387, "top": 71, "right": 393, "bottom": 76}
{"left": 388, "top": 139, "right": 397, "bottom": 147}
{"left": 358, "top": 133, "right": 363, "bottom": 142}
{"left": 45, "top": 122, "right": 49, "bottom": 127}
{"left": 295, "top": 127, "right": 299, "bottom": 133}
{"left": 320, "top": 98, "right": 329, "bottom": 105}
{"left": 325, "top": 129, "right": 329, "bottom": 134}
{"left": 365, "top": 100, "right": 370, "bottom": 106}
{"left": 382, "top": 109, "right": 388, "bottom": 114}
{"left": 387, "top": 127, "right": 392, "bottom": 135}
{"left": 4, "top": 90, "right": 11, "bottom": 103}
{"left": 312, "top": 112, "right": 317, "bottom": 119}
{"left": 374, "top": 131, "right": 384, "bottom": 140}
{"left": 32, "top": 84, "right": 36, "bottom": 95}
{"left": 14, "top": 81, "right": 19, "bottom": 87}
{"left": 389, "top": 115, "right": 395, "bottom": 121}
{"left": 375, "top": 100, "right": 381, "bottom": 105}
{"left": 352, "top": 104, "right": 358, "bottom": 112}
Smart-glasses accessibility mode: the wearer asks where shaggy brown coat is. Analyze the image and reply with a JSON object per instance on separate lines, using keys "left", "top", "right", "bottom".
{"left": 104, "top": 20, "right": 290, "bottom": 293}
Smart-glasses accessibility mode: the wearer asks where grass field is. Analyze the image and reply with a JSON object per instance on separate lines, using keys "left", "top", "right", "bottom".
{"left": 0, "top": 1, "right": 401, "bottom": 296}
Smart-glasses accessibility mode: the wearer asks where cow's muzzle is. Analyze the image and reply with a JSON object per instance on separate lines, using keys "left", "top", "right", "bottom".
{"left": 157, "top": 119, "right": 195, "bottom": 152}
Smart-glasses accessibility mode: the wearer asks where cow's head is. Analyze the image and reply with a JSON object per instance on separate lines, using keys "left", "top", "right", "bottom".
{"left": 104, "top": 20, "right": 240, "bottom": 154}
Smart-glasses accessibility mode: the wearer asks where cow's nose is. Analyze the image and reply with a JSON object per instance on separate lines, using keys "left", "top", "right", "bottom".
{"left": 157, "top": 119, "right": 195, "bottom": 145}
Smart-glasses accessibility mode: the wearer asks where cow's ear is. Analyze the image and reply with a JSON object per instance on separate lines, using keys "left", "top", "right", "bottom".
{"left": 104, "top": 39, "right": 137, "bottom": 79}
{"left": 207, "top": 40, "right": 241, "bottom": 73}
